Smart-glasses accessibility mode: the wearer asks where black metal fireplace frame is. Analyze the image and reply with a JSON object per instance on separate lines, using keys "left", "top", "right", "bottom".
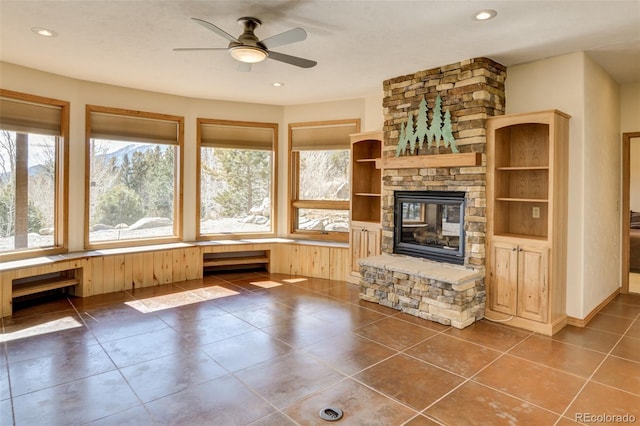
{"left": 393, "top": 190, "right": 466, "bottom": 264}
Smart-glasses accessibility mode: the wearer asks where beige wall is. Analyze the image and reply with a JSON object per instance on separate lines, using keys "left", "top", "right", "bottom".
{"left": 506, "top": 52, "right": 624, "bottom": 318}
{"left": 0, "top": 61, "right": 378, "bottom": 248}
{"left": 582, "top": 54, "right": 621, "bottom": 313}
{"left": 621, "top": 82, "right": 640, "bottom": 133}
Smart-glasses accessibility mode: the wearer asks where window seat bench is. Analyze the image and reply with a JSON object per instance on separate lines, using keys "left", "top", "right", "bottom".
{"left": 1, "top": 239, "right": 349, "bottom": 317}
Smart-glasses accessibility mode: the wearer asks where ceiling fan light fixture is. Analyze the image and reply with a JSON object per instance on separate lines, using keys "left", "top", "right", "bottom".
{"left": 230, "top": 46, "right": 268, "bottom": 63}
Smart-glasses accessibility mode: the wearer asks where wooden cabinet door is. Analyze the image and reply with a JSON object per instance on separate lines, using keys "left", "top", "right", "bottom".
{"left": 350, "top": 226, "right": 363, "bottom": 274}
{"left": 350, "top": 225, "right": 381, "bottom": 275}
{"left": 517, "top": 245, "right": 549, "bottom": 323}
{"left": 490, "top": 241, "right": 518, "bottom": 315}
{"left": 364, "top": 227, "right": 381, "bottom": 257}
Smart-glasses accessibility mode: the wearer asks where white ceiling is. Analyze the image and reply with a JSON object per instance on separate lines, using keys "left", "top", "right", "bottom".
{"left": 1, "top": 0, "right": 639, "bottom": 106}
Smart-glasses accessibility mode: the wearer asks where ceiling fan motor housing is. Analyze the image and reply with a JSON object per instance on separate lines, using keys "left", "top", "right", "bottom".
{"left": 235, "top": 17, "right": 265, "bottom": 48}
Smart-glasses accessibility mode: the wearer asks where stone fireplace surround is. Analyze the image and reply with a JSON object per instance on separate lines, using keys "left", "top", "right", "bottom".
{"left": 358, "top": 57, "right": 506, "bottom": 329}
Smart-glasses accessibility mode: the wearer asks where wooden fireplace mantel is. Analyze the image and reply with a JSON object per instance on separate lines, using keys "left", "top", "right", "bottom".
{"left": 375, "top": 152, "right": 482, "bottom": 169}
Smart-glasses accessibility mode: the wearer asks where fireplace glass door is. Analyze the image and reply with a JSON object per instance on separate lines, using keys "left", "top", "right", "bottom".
{"left": 394, "top": 191, "right": 465, "bottom": 264}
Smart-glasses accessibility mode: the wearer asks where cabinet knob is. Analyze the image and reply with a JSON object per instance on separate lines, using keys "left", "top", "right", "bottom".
{"left": 512, "top": 248, "right": 517, "bottom": 252}
{"left": 518, "top": 248, "right": 523, "bottom": 252}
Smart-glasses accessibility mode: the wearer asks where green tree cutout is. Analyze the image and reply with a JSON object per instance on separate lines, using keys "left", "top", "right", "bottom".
{"left": 395, "top": 94, "right": 459, "bottom": 156}
{"left": 429, "top": 95, "right": 443, "bottom": 147}
{"left": 414, "top": 96, "right": 430, "bottom": 150}
{"left": 406, "top": 114, "right": 417, "bottom": 154}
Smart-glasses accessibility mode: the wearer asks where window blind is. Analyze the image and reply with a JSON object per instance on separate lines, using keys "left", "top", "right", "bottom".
{"left": 0, "top": 97, "right": 62, "bottom": 136}
{"left": 90, "top": 111, "right": 179, "bottom": 144}
{"left": 200, "top": 123, "right": 274, "bottom": 151}
{"left": 290, "top": 122, "right": 358, "bottom": 151}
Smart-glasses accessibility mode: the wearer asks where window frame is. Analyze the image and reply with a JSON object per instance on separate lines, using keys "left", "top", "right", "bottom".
{"left": 0, "top": 89, "right": 70, "bottom": 261}
{"left": 85, "top": 105, "right": 184, "bottom": 249}
{"left": 288, "top": 118, "right": 360, "bottom": 242}
{"left": 196, "top": 118, "right": 278, "bottom": 240}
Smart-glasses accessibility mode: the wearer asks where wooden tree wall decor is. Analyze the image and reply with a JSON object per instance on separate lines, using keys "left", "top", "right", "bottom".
{"left": 396, "top": 94, "right": 458, "bottom": 156}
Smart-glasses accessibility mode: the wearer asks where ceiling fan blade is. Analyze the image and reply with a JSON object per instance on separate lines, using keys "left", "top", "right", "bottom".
{"left": 261, "top": 27, "right": 307, "bottom": 49}
{"left": 267, "top": 50, "right": 317, "bottom": 68}
{"left": 173, "top": 47, "right": 228, "bottom": 51}
{"left": 237, "top": 62, "right": 252, "bottom": 72}
{"left": 191, "top": 17, "right": 238, "bottom": 43}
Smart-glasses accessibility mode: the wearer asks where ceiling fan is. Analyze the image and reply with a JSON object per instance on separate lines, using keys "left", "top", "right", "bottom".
{"left": 174, "top": 17, "right": 317, "bottom": 71}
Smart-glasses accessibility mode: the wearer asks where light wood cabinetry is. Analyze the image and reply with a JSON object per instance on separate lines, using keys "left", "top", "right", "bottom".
{"left": 486, "top": 110, "right": 570, "bottom": 335}
{"left": 348, "top": 131, "right": 382, "bottom": 282}
{"left": 490, "top": 240, "right": 549, "bottom": 323}
{"left": 350, "top": 222, "right": 381, "bottom": 275}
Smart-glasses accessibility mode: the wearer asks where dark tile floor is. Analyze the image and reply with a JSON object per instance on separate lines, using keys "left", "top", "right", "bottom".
{"left": 1, "top": 271, "right": 639, "bottom": 425}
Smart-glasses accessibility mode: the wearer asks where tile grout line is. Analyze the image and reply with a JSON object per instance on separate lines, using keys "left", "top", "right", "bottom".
{"left": 555, "top": 311, "right": 640, "bottom": 425}
{"left": 65, "top": 295, "right": 160, "bottom": 425}
{"left": 415, "top": 330, "right": 589, "bottom": 424}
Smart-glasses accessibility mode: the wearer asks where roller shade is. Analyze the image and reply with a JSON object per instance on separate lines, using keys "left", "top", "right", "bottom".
{"left": 201, "top": 123, "right": 274, "bottom": 151}
{"left": 290, "top": 122, "right": 357, "bottom": 151}
{"left": 90, "top": 112, "right": 179, "bottom": 144}
{"left": 0, "top": 97, "right": 62, "bottom": 136}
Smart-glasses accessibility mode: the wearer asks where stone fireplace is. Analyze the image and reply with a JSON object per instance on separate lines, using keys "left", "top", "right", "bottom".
{"left": 359, "top": 57, "right": 506, "bottom": 328}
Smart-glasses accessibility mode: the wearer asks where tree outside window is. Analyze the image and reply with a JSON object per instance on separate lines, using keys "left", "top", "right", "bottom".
{"left": 198, "top": 120, "right": 276, "bottom": 237}
{"left": 0, "top": 90, "right": 68, "bottom": 259}
{"left": 289, "top": 119, "right": 360, "bottom": 241}
{"left": 86, "top": 106, "right": 183, "bottom": 247}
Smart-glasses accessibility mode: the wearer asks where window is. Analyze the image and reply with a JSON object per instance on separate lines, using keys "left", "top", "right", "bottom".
{"left": 0, "top": 89, "right": 69, "bottom": 260}
{"left": 86, "top": 106, "right": 183, "bottom": 247}
{"left": 289, "top": 119, "right": 360, "bottom": 241}
{"left": 198, "top": 119, "right": 276, "bottom": 237}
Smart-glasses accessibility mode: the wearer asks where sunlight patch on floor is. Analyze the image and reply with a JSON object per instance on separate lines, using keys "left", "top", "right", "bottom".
{"left": 125, "top": 286, "right": 240, "bottom": 313}
{"left": 282, "top": 278, "right": 308, "bottom": 284}
{"left": 0, "top": 316, "right": 83, "bottom": 343}
{"left": 249, "top": 280, "right": 283, "bottom": 289}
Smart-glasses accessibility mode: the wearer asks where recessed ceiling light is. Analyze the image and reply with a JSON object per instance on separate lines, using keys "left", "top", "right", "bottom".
{"left": 31, "top": 27, "right": 58, "bottom": 37}
{"left": 272, "top": 82, "right": 284, "bottom": 87}
{"left": 475, "top": 10, "right": 497, "bottom": 21}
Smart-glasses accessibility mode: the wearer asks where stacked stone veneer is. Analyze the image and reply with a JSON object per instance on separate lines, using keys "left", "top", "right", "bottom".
{"left": 359, "top": 57, "right": 506, "bottom": 328}
{"left": 360, "top": 254, "right": 485, "bottom": 328}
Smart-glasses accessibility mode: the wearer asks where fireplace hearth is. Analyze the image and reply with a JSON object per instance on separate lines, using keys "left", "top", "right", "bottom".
{"left": 394, "top": 191, "right": 465, "bottom": 264}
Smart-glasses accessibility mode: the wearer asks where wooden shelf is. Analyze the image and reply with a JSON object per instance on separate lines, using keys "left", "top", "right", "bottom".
{"left": 203, "top": 256, "right": 269, "bottom": 268}
{"left": 496, "top": 198, "right": 549, "bottom": 203}
{"left": 487, "top": 110, "right": 570, "bottom": 335}
{"left": 497, "top": 166, "right": 549, "bottom": 171}
{"left": 350, "top": 132, "right": 383, "bottom": 279}
{"left": 378, "top": 152, "right": 481, "bottom": 169}
{"left": 492, "top": 233, "right": 548, "bottom": 242}
{"left": 13, "top": 277, "right": 79, "bottom": 298}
